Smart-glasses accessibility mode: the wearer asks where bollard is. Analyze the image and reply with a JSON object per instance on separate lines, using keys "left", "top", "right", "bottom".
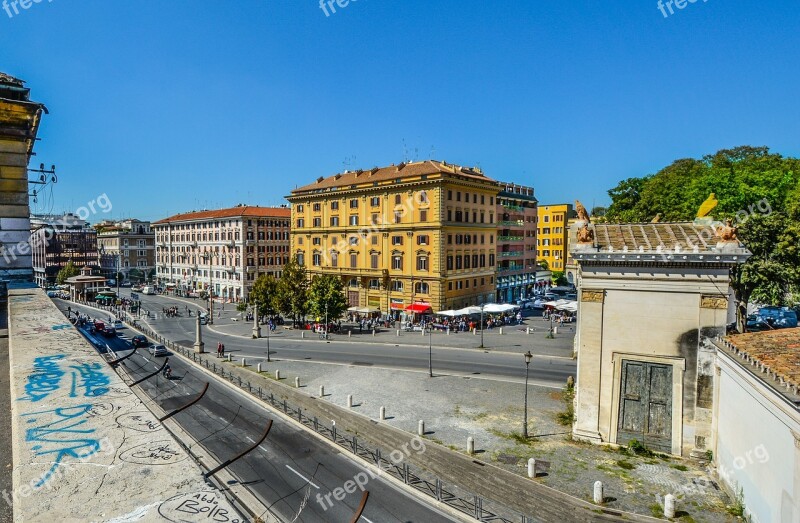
{"left": 319, "top": 385, "right": 325, "bottom": 397}
{"left": 467, "top": 436, "right": 475, "bottom": 455}
{"left": 379, "top": 406, "right": 386, "bottom": 421}
{"left": 372, "top": 329, "right": 376, "bottom": 337}
{"left": 227, "top": 354, "right": 232, "bottom": 362}
{"left": 301, "top": 331, "right": 305, "bottom": 339}
{"left": 593, "top": 481, "right": 603, "bottom": 504}
{"left": 473, "top": 328, "right": 477, "bottom": 335}
{"left": 664, "top": 494, "right": 676, "bottom": 518}
{"left": 241, "top": 358, "right": 246, "bottom": 367}
{"left": 526, "top": 327, "right": 530, "bottom": 334}
{"left": 348, "top": 330, "right": 351, "bottom": 338}
{"left": 554, "top": 326, "right": 559, "bottom": 334}
{"left": 446, "top": 328, "right": 450, "bottom": 335}
{"left": 418, "top": 420, "right": 424, "bottom": 436}
{"left": 421, "top": 329, "right": 425, "bottom": 337}
{"left": 295, "top": 377, "right": 300, "bottom": 388}
{"left": 275, "top": 370, "right": 281, "bottom": 380}
{"left": 528, "top": 458, "right": 536, "bottom": 478}
{"left": 499, "top": 327, "right": 504, "bottom": 335}
{"left": 347, "top": 394, "right": 353, "bottom": 408}
{"left": 397, "top": 329, "right": 400, "bottom": 337}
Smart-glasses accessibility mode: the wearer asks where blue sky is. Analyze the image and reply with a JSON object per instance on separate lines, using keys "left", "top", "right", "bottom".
{"left": 2, "top": 0, "right": 798, "bottom": 221}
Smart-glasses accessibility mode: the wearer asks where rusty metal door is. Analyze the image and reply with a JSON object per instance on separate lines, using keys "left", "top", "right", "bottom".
{"left": 617, "top": 360, "right": 673, "bottom": 452}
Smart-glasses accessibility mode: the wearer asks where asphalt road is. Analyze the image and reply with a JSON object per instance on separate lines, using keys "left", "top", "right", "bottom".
{"left": 62, "top": 301, "right": 462, "bottom": 523}
{"left": 111, "top": 291, "right": 576, "bottom": 388}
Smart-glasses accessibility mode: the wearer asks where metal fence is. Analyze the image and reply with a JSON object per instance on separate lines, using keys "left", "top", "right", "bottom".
{"left": 73, "top": 301, "right": 538, "bottom": 523}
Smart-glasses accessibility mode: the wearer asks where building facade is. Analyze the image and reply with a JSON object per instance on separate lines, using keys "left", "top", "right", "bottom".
{"left": 536, "top": 203, "right": 574, "bottom": 272}
{"left": 153, "top": 205, "right": 291, "bottom": 302}
{"left": 287, "top": 161, "right": 500, "bottom": 315}
{"left": 30, "top": 213, "right": 99, "bottom": 287}
{"left": 96, "top": 219, "right": 156, "bottom": 282}
{"left": 0, "top": 72, "right": 47, "bottom": 284}
{"left": 495, "top": 182, "right": 537, "bottom": 303}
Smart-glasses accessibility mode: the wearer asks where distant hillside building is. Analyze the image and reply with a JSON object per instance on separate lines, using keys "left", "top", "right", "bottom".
{"left": 153, "top": 205, "right": 291, "bottom": 302}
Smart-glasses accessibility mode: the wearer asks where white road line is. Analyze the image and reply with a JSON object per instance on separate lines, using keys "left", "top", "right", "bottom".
{"left": 245, "top": 436, "right": 255, "bottom": 443}
{"left": 361, "top": 517, "right": 375, "bottom": 523}
{"left": 285, "top": 465, "right": 320, "bottom": 489}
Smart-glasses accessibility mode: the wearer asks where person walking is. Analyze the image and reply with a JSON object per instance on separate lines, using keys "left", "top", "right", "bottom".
{"left": 217, "top": 341, "right": 222, "bottom": 358}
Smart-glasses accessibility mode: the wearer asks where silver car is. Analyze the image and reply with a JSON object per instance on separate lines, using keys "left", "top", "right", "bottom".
{"left": 148, "top": 344, "right": 168, "bottom": 357}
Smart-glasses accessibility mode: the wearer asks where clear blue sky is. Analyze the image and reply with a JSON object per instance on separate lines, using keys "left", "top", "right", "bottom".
{"left": 2, "top": 0, "right": 798, "bottom": 221}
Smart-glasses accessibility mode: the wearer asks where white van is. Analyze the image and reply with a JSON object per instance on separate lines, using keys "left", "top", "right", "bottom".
{"left": 142, "top": 286, "right": 156, "bottom": 295}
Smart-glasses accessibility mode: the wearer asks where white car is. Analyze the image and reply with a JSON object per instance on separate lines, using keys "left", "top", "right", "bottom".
{"left": 114, "top": 320, "right": 124, "bottom": 330}
{"left": 533, "top": 299, "right": 545, "bottom": 309}
{"left": 148, "top": 344, "right": 168, "bottom": 357}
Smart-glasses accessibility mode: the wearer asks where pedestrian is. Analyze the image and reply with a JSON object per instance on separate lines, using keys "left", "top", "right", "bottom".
{"left": 221, "top": 343, "right": 225, "bottom": 356}
{"left": 217, "top": 341, "right": 222, "bottom": 358}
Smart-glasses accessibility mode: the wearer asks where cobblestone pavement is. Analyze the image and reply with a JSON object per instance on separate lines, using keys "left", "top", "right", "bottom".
{"left": 233, "top": 356, "right": 736, "bottom": 523}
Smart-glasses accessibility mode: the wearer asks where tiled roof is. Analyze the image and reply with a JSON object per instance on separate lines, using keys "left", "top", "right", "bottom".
{"left": 0, "top": 72, "right": 24, "bottom": 87}
{"left": 592, "top": 222, "right": 723, "bottom": 252}
{"left": 290, "top": 160, "right": 494, "bottom": 194}
{"left": 153, "top": 206, "right": 291, "bottom": 225}
{"left": 720, "top": 328, "right": 800, "bottom": 395}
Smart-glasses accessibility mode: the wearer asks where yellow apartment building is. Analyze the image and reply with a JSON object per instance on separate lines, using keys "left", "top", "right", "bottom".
{"left": 536, "top": 203, "right": 575, "bottom": 272}
{"left": 287, "top": 161, "right": 500, "bottom": 316}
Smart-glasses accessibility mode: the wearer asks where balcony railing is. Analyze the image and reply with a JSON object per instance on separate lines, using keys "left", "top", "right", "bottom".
{"left": 499, "top": 251, "right": 523, "bottom": 257}
{"left": 498, "top": 220, "right": 524, "bottom": 227}
{"left": 497, "top": 266, "right": 524, "bottom": 273}
{"left": 503, "top": 204, "right": 525, "bottom": 212}
{"left": 498, "top": 235, "right": 523, "bottom": 242}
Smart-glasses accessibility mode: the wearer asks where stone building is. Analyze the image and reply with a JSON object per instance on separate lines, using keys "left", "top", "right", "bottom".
{"left": 0, "top": 72, "right": 47, "bottom": 284}
{"left": 571, "top": 219, "right": 750, "bottom": 457}
{"left": 30, "top": 213, "right": 99, "bottom": 287}
{"left": 96, "top": 219, "right": 156, "bottom": 282}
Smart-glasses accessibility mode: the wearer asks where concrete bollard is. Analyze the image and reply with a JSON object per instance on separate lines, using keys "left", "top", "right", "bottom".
{"left": 348, "top": 330, "right": 351, "bottom": 338}
{"left": 664, "top": 494, "right": 676, "bottom": 518}
{"left": 528, "top": 458, "right": 536, "bottom": 478}
{"left": 554, "top": 326, "right": 558, "bottom": 334}
{"left": 397, "top": 329, "right": 400, "bottom": 336}
{"left": 275, "top": 370, "right": 281, "bottom": 380}
{"left": 526, "top": 327, "right": 530, "bottom": 334}
{"left": 319, "top": 385, "right": 325, "bottom": 397}
{"left": 418, "top": 420, "right": 424, "bottom": 436}
{"left": 257, "top": 363, "right": 262, "bottom": 373}
{"left": 301, "top": 331, "right": 305, "bottom": 339}
{"left": 295, "top": 377, "right": 300, "bottom": 388}
{"left": 347, "top": 394, "right": 353, "bottom": 408}
{"left": 379, "top": 406, "right": 386, "bottom": 421}
{"left": 446, "top": 328, "right": 450, "bottom": 335}
{"left": 241, "top": 358, "right": 246, "bottom": 367}
{"left": 421, "top": 329, "right": 425, "bottom": 337}
{"left": 467, "top": 436, "right": 475, "bottom": 455}
{"left": 499, "top": 327, "right": 504, "bottom": 335}
{"left": 593, "top": 481, "right": 603, "bottom": 504}
{"left": 372, "top": 329, "right": 376, "bottom": 337}
{"left": 473, "top": 328, "right": 477, "bottom": 335}
{"left": 227, "top": 354, "right": 232, "bottom": 362}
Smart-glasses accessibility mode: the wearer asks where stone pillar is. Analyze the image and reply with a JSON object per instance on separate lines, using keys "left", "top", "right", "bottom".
{"left": 252, "top": 300, "right": 261, "bottom": 339}
{"left": 193, "top": 313, "right": 205, "bottom": 353}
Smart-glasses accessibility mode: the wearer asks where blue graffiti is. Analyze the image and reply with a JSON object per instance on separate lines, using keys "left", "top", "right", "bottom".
{"left": 69, "top": 363, "right": 110, "bottom": 398}
{"left": 23, "top": 404, "right": 102, "bottom": 487}
{"left": 19, "top": 355, "right": 66, "bottom": 403}
{"left": 52, "top": 324, "right": 71, "bottom": 331}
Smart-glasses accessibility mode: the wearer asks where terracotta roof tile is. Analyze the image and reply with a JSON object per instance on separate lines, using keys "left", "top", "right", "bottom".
{"left": 723, "top": 328, "right": 800, "bottom": 393}
{"left": 290, "top": 160, "right": 494, "bottom": 194}
{"left": 153, "top": 206, "right": 290, "bottom": 225}
{"left": 589, "top": 222, "right": 735, "bottom": 252}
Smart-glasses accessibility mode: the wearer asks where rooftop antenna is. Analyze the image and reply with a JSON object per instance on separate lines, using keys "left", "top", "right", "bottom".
{"left": 402, "top": 139, "right": 409, "bottom": 163}
{"left": 430, "top": 145, "right": 436, "bottom": 160}
{"left": 413, "top": 147, "right": 419, "bottom": 162}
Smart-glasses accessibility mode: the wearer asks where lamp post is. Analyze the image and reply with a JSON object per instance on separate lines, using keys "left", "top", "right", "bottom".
{"left": 202, "top": 252, "right": 214, "bottom": 325}
{"left": 252, "top": 298, "right": 261, "bottom": 339}
{"left": 428, "top": 323, "right": 433, "bottom": 377}
{"left": 479, "top": 304, "right": 485, "bottom": 349}
{"left": 546, "top": 313, "right": 554, "bottom": 339}
{"left": 523, "top": 350, "right": 533, "bottom": 439}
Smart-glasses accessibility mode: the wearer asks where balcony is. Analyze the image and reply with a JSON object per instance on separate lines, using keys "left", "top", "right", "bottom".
{"left": 499, "top": 251, "right": 524, "bottom": 257}
{"left": 503, "top": 204, "right": 525, "bottom": 213}
{"left": 246, "top": 239, "right": 256, "bottom": 246}
{"left": 497, "top": 265, "right": 524, "bottom": 273}
{"left": 498, "top": 235, "right": 523, "bottom": 242}
{"left": 246, "top": 266, "right": 257, "bottom": 273}
{"left": 498, "top": 220, "right": 524, "bottom": 227}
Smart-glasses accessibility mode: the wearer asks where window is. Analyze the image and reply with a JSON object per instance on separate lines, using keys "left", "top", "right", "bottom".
{"left": 464, "top": 256, "right": 470, "bottom": 269}
{"left": 395, "top": 194, "right": 401, "bottom": 205}
{"left": 297, "top": 204, "right": 304, "bottom": 212}
{"left": 313, "top": 218, "right": 321, "bottom": 227}
{"left": 391, "top": 281, "right": 404, "bottom": 292}
{"left": 296, "top": 253, "right": 305, "bottom": 266}
{"left": 312, "top": 253, "right": 321, "bottom": 266}
{"left": 296, "top": 219, "right": 304, "bottom": 228}
{"left": 331, "top": 201, "right": 339, "bottom": 210}
{"left": 350, "top": 215, "right": 359, "bottom": 226}
{"left": 473, "top": 194, "right": 477, "bottom": 204}
{"left": 350, "top": 253, "right": 358, "bottom": 268}
{"left": 417, "top": 235, "right": 429, "bottom": 246}
{"left": 392, "top": 255, "right": 403, "bottom": 270}
{"left": 472, "top": 254, "right": 479, "bottom": 268}
{"left": 418, "top": 191, "right": 429, "bottom": 204}
{"left": 479, "top": 254, "right": 486, "bottom": 267}
{"left": 297, "top": 237, "right": 304, "bottom": 245}
{"left": 330, "top": 216, "right": 340, "bottom": 226}
{"left": 455, "top": 211, "right": 463, "bottom": 222}
{"left": 448, "top": 282, "right": 453, "bottom": 291}
{"left": 369, "top": 279, "right": 381, "bottom": 290}
{"left": 371, "top": 235, "right": 378, "bottom": 245}
{"left": 447, "top": 234, "right": 453, "bottom": 245}
{"left": 544, "top": 215, "right": 550, "bottom": 222}
{"left": 349, "top": 277, "right": 358, "bottom": 288}
{"left": 370, "top": 196, "right": 380, "bottom": 206}
{"left": 349, "top": 236, "right": 359, "bottom": 246}
{"left": 448, "top": 190, "right": 452, "bottom": 200}
{"left": 371, "top": 254, "right": 379, "bottom": 269}
{"left": 456, "top": 192, "right": 461, "bottom": 202}
{"left": 456, "top": 255, "right": 463, "bottom": 269}
{"left": 489, "top": 254, "right": 495, "bottom": 266}
{"left": 350, "top": 199, "right": 359, "bottom": 209}
{"left": 481, "top": 195, "right": 485, "bottom": 204}
{"left": 312, "top": 237, "right": 321, "bottom": 246}
{"left": 416, "top": 255, "right": 429, "bottom": 271}
{"left": 313, "top": 203, "right": 321, "bottom": 212}
{"left": 392, "top": 235, "right": 403, "bottom": 246}
{"left": 489, "top": 213, "right": 494, "bottom": 223}
{"left": 447, "top": 256, "right": 453, "bottom": 270}
{"left": 371, "top": 214, "right": 379, "bottom": 225}
{"left": 394, "top": 211, "right": 402, "bottom": 223}
{"left": 415, "top": 282, "right": 429, "bottom": 294}
{"left": 420, "top": 209, "right": 428, "bottom": 222}
{"left": 490, "top": 197, "right": 494, "bottom": 205}
{"left": 447, "top": 210, "right": 452, "bottom": 221}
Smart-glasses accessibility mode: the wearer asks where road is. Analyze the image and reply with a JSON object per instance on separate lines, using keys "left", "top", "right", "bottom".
{"left": 108, "top": 290, "right": 576, "bottom": 388}
{"left": 61, "top": 300, "right": 463, "bottom": 523}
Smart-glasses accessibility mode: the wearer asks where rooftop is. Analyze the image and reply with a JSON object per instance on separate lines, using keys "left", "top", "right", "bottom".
{"left": 289, "top": 160, "right": 495, "bottom": 195}
{"left": 153, "top": 205, "right": 291, "bottom": 225}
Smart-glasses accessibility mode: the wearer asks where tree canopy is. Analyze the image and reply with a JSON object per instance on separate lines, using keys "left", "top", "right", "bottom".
{"left": 56, "top": 260, "right": 79, "bottom": 284}
{"left": 308, "top": 274, "right": 348, "bottom": 321}
{"left": 604, "top": 146, "right": 800, "bottom": 328}
{"left": 274, "top": 258, "right": 309, "bottom": 325}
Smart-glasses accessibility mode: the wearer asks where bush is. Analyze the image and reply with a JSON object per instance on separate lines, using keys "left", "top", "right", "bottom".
{"left": 556, "top": 382, "right": 575, "bottom": 426}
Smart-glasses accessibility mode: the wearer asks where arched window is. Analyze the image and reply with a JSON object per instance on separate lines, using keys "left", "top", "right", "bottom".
{"left": 415, "top": 282, "right": 429, "bottom": 294}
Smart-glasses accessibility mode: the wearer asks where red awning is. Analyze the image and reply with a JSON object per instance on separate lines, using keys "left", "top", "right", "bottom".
{"left": 405, "top": 302, "right": 432, "bottom": 313}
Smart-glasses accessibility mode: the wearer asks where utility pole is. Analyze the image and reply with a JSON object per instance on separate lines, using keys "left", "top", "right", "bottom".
{"left": 523, "top": 350, "right": 532, "bottom": 438}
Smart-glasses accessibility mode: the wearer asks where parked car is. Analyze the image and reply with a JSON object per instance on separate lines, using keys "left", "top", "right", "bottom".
{"left": 120, "top": 281, "right": 132, "bottom": 287}
{"left": 148, "top": 344, "right": 168, "bottom": 357}
{"left": 199, "top": 313, "right": 209, "bottom": 325}
{"left": 102, "top": 326, "right": 117, "bottom": 337}
{"left": 131, "top": 335, "right": 148, "bottom": 348}
{"left": 533, "top": 299, "right": 545, "bottom": 309}
{"left": 114, "top": 320, "right": 124, "bottom": 330}
{"left": 131, "top": 285, "right": 143, "bottom": 292}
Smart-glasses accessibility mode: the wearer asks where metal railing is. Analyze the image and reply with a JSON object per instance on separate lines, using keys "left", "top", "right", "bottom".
{"left": 498, "top": 236, "right": 523, "bottom": 242}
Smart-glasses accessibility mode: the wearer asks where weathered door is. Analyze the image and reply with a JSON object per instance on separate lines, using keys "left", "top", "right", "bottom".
{"left": 617, "top": 360, "right": 673, "bottom": 452}
{"left": 347, "top": 291, "right": 359, "bottom": 307}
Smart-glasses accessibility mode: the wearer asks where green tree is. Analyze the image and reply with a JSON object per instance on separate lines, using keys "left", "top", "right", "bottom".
{"left": 249, "top": 274, "right": 279, "bottom": 317}
{"left": 552, "top": 270, "right": 568, "bottom": 286}
{"left": 604, "top": 146, "right": 800, "bottom": 331}
{"left": 538, "top": 259, "right": 549, "bottom": 271}
{"left": 56, "top": 260, "right": 79, "bottom": 284}
{"left": 308, "top": 274, "right": 348, "bottom": 322}
{"left": 275, "top": 258, "right": 309, "bottom": 326}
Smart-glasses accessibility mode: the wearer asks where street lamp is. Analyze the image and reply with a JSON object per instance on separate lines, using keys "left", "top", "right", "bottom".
{"left": 479, "top": 304, "right": 485, "bottom": 349}
{"left": 252, "top": 298, "right": 261, "bottom": 339}
{"left": 523, "top": 350, "right": 533, "bottom": 439}
{"left": 428, "top": 323, "right": 433, "bottom": 377}
{"left": 202, "top": 251, "right": 214, "bottom": 325}
{"left": 546, "top": 313, "right": 554, "bottom": 339}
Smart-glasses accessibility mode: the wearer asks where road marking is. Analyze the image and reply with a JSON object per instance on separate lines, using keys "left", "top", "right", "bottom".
{"left": 245, "top": 436, "right": 255, "bottom": 443}
{"left": 285, "top": 465, "right": 319, "bottom": 489}
{"left": 361, "top": 517, "right": 375, "bottom": 523}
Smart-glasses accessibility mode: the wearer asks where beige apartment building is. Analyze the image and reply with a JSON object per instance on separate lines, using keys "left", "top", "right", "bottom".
{"left": 96, "top": 219, "right": 156, "bottom": 282}
{"left": 287, "top": 161, "right": 501, "bottom": 315}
